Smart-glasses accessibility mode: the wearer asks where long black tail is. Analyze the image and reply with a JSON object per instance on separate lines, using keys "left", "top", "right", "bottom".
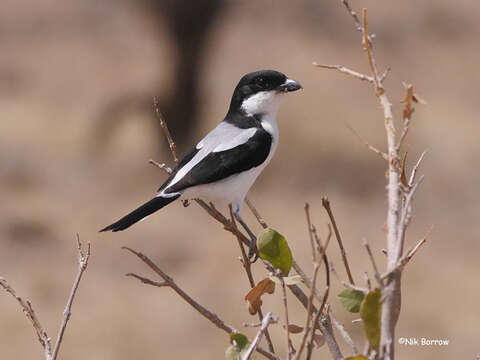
{"left": 100, "top": 194, "right": 181, "bottom": 232}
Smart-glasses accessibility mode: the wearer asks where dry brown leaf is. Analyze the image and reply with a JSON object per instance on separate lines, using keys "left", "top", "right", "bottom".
{"left": 401, "top": 84, "right": 415, "bottom": 120}
{"left": 283, "top": 324, "right": 304, "bottom": 334}
{"left": 245, "top": 278, "right": 275, "bottom": 315}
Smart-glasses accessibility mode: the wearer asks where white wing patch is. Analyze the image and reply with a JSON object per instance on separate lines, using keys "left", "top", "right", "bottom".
{"left": 213, "top": 127, "right": 257, "bottom": 152}
{"left": 165, "top": 122, "right": 256, "bottom": 191}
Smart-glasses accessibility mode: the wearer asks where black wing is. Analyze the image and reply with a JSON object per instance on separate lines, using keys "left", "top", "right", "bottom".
{"left": 163, "top": 128, "right": 272, "bottom": 194}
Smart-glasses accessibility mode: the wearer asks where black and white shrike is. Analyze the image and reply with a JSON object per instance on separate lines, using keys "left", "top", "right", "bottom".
{"left": 100, "top": 70, "right": 302, "bottom": 256}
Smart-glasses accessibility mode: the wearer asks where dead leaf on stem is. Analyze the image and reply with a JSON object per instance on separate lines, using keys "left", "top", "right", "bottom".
{"left": 245, "top": 277, "right": 275, "bottom": 315}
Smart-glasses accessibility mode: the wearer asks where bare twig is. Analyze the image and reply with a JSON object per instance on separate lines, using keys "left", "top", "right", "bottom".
{"left": 331, "top": 313, "right": 359, "bottom": 355}
{"left": 304, "top": 203, "right": 317, "bottom": 262}
{"left": 381, "top": 229, "right": 430, "bottom": 280}
{"left": 242, "top": 312, "right": 278, "bottom": 360}
{"left": 0, "top": 236, "right": 91, "bottom": 360}
{"left": 364, "top": 272, "right": 372, "bottom": 291}
{"left": 294, "top": 262, "right": 320, "bottom": 360}
{"left": 346, "top": 123, "right": 388, "bottom": 161}
{"left": 396, "top": 175, "right": 425, "bottom": 259}
{"left": 362, "top": 9, "right": 382, "bottom": 93}
{"left": 408, "top": 150, "right": 427, "bottom": 187}
{"left": 148, "top": 159, "right": 173, "bottom": 175}
{"left": 122, "top": 246, "right": 279, "bottom": 360}
{"left": 245, "top": 197, "right": 268, "bottom": 229}
{"left": 313, "top": 63, "right": 374, "bottom": 83}
{"left": 322, "top": 197, "right": 355, "bottom": 285}
{"left": 379, "top": 67, "right": 391, "bottom": 82}
{"left": 0, "top": 278, "right": 51, "bottom": 357}
{"left": 363, "top": 238, "right": 383, "bottom": 287}
{"left": 153, "top": 97, "right": 178, "bottom": 163}
{"left": 51, "top": 236, "right": 91, "bottom": 360}
{"left": 340, "top": 0, "right": 364, "bottom": 34}
{"left": 294, "top": 221, "right": 331, "bottom": 360}
{"left": 278, "top": 273, "right": 294, "bottom": 359}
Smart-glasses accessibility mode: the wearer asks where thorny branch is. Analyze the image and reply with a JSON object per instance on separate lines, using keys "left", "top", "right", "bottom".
{"left": 314, "top": 2, "right": 428, "bottom": 359}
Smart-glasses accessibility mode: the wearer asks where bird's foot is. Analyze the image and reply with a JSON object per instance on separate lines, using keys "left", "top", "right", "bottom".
{"left": 248, "top": 242, "right": 259, "bottom": 263}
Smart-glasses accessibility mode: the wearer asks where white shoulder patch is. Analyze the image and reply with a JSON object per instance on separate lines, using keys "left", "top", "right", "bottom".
{"left": 213, "top": 127, "right": 257, "bottom": 152}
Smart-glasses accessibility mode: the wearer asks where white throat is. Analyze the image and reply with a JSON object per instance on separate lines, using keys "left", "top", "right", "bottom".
{"left": 240, "top": 91, "right": 285, "bottom": 117}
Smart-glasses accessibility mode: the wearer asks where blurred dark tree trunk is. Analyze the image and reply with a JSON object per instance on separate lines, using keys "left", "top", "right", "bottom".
{"left": 94, "top": 0, "right": 227, "bottom": 155}
{"left": 148, "top": 0, "right": 227, "bottom": 145}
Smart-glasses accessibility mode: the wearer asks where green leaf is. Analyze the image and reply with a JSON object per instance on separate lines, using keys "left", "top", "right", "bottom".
{"left": 226, "top": 333, "right": 251, "bottom": 360}
{"left": 344, "top": 356, "right": 368, "bottom": 360}
{"left": 360, "top": 288, "right": 382, "bottom": 350}
{"left": 258, "top": 228, "right": 293, "bottom": 276}
{"left": 337, "top": 289, "right": 365, "bottom": 313}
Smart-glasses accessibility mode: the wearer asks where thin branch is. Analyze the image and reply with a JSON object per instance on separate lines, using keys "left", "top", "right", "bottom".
{"left": 153, "top": 96, "right": 178, "bottom": 163}
{"left": 346, "top": 123, "right": 388, "bottom": 161}
{"left": 304, "top": 203, "right": 317, "bottom": 262}
{"left": 0, "top": 278, "right": 52, "bottom": 357}
{"left": 322, "top": 197, "right": 355, "bottom": 285}
{"left": 331, "top": 313, "right": 359, "bottom": 355}
{"left": 295, "top": 223, "right": 331, "bottom": 360}
{"left": 245, "top": 197, "right": 268, "bottom": 229}
{"left": 340, "top": 0, "right": 364, "bottom": 34}
{"left": 278, "top": 273, "right": 294, "bottom": 359}
{"left": 313, "top": 63, "right": 374, "bottom": 83}
{"left": 122, "top": 246, "right": 279, "bottom": 360}
{"left": 364, "top": 272, "right": 372, "bottom": 291}
{"left": 148, "top": 159, "right": 173, "bottom": 175}
{"left": 381, "top": 229, "right": 431, "bottom": 280}
{"left": 362, "top": 9, "right": 382, "bottom": 93}
{"left": 242, "top": 312, "right": 278, "bottom": 360}
{"left": 125, "top": 273, "right": 169, "bottom": 287}
{"left": 229, "top": 205, "right": 275, "bottom": 354}
{"left": 51, "top": 236, "right": 91, "bottom": 360}
{"left": 294, "top": 262, "right": 320, "bottom": 360}
{"left": 408, "top": 150, "right": 427, "bottom": 187}
{"left": 306, "top": 251, "right": 333, "bottom": 360}
{"left": 363, "top": 238, "right": 383, "bottom": 287}
{"left": 379, "top": 67, "right": 391, "bottom": 82}
{"left": 395, "top": 175, "right": 425, "bottom": 259}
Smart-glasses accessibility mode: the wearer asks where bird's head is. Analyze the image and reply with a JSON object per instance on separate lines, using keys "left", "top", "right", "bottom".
{"left": 228, "top": 70, "right": 302, "bottom": 117}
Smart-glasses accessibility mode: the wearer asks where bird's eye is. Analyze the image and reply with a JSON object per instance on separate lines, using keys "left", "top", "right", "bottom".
{"left": 255, "top": 77, "right": 266, "bottom": 87}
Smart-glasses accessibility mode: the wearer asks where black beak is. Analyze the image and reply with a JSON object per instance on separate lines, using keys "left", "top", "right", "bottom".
{"left": 277, "top": 78, "right": 302, "bottom": 92}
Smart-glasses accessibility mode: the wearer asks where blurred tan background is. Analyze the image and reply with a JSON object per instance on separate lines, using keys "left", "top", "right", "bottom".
{"left": 1, "top": 0, "right": 479, "bottom": 359}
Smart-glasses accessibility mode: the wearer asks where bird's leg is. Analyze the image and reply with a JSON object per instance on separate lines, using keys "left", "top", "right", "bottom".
{"left": 233, "top": 211, "right": 259, "bottom": 261}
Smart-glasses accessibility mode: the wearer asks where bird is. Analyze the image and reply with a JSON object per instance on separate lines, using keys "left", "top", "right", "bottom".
{"left": 100, "top": 69, "right": 302, "bottom": 257}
